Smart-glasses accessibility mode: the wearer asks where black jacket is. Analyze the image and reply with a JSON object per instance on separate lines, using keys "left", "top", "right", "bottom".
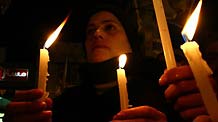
{"left": 52, "top": 54, "right": 182, "bottom": 122}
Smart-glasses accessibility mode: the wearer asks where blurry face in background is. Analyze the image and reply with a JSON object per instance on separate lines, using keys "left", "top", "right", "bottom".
{"left": 85, "top": 11, "right": 132, "bottom": 63}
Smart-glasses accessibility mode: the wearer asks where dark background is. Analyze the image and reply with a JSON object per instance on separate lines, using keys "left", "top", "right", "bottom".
{"left": 0, "top": 0, "right": 217, "bottom": 46}
{"left": 0, "top": 0, "right": 217, "bottom": 96}
{"left": 0, "top": 0, "right": 129, "bottom": 45}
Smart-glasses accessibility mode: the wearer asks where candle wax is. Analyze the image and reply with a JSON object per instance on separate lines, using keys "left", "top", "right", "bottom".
{"left": 152, "top": 0, "right": 176, "bottom": 69}
{"left": 38, "top": 49, "right": 50, "bottom": 99}
{"left": 181, "top": 41, "right": 218, "bottom": 121}
{"left": 117, "top": 68, "right": 129, "bottom": 110}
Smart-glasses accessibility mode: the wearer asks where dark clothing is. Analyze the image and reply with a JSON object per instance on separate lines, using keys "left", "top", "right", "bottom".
{"left": 52, "top": 54, "right": 182, "bottom": 122}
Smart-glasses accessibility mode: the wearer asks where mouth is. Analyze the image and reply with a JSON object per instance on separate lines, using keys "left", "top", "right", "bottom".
{"left": 91, "top": 45, "right": 109, "bottom": 52}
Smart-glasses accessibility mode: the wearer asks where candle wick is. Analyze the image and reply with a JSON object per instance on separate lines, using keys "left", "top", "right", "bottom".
{"left": 182, "top": 34, "right": 190, "bottom": 42}
{"left": 43, "top": 45, "right": 48, "bottom": 49}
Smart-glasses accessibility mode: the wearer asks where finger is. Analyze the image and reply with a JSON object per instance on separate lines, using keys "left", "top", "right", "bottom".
{"left": 3, "top": 110, "right": 52, "bottom": 122}
{"left": 193, "top": 115, "right": 212, "bottom": 122}
{"left": 13, "top": 89, "right": 44, "bottom": 101}
{"left": 113, "top": 106, "right": 166, "bottom": 121}
{"left": 6, "top": 100, "right": 47, "bottom": 114}
{"left": 159, "top": 65, "right": 193, "bottom": 86}
{"left": 45, "top": 98, "right": 53, "bottom": 110}
{"left": 180, "top": 106, "right": 207, "bottom": 121}
{"left": 164, "top": 80, "right": 199, "bottom": 100}
{"left": 174, "top": 93, "right": 204, "bottom": 111}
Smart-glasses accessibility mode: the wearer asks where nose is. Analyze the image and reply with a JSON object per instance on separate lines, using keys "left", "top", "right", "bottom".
{"left": 93, "top": 27, "right": 104, "bottom": 39}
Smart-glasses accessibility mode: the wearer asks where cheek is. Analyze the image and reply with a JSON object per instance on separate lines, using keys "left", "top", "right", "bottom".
{"left": 113, "top": 35, "right": 131, "bottom": 50}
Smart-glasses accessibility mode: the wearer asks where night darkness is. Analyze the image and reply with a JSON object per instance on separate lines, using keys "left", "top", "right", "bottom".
{"left": 0, "top": 0, "right": 217, "bottom": 60}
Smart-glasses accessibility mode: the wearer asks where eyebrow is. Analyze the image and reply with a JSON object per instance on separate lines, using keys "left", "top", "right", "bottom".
{"left": 87, "top": 19, "right": 120, "bottom": 28}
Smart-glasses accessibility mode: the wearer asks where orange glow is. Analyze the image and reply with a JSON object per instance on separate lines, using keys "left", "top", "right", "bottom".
{"left": 119, "top": 54, "right": 127, "bottom": 68}
{"left": 44, "top": 14, "right": 70, "bottom": 48}
{"left": 181, "top": 0, "right": 202, "bottom": 41}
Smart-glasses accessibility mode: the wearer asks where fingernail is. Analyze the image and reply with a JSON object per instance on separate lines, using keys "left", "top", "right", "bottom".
{"left": 113, "top": 112, "right": 123, "bottom": 119}
{"left": 41, "top": 101, "right": 47, "bottom": 109}
{"left": 159, "top": 75, "right": 166, "bottom": 85}
{"left": 159, "top": 75, "right": 164, "bottom": 85}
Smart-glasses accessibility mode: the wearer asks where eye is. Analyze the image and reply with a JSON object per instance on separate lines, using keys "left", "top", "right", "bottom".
{"left": 86, "top": 27, "right": 96, "bottom": 35}
{"left": 103, "top": 24, "right": 116, "bottom": 32}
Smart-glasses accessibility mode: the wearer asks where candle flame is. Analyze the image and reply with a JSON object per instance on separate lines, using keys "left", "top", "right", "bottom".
{"left": 44, "top": 14, "right": 70, "bottom": 48}
{"left": 119, "top": 54, "right": 127, "bottom": 68}
{"left": 181, "top": 0, "right": 202, "bottom": 41}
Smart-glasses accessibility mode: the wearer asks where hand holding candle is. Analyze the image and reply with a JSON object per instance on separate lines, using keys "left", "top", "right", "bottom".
{"left": 117, "top": 54, "right": 128, "bottom": 110}
{"left": 181, "top": 0, "right": 218, "bottom": 121}
{"left": 38, "top": 14, "right": 70, "bottom": 100}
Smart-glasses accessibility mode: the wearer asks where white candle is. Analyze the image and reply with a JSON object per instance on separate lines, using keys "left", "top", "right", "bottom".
{"left": 152, "top": 0, "right": 176, "bottom": 69}
{"left": 181, "top": 0, "right": 218, "bottom": 121}
{"left": 117, "top": 54, "right": 129, "bottom": 110}
{"left": 181, "top": 42, "right": 218, "bottom": 122}
{"left": 38, "top": 48, "right": 50, "bottom": 99}
{"left": 38, "top": 14, "right": 70, "bottom": 99}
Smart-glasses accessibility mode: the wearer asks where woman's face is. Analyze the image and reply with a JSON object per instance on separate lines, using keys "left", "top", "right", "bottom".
{"left": 85, "top": 11, "right": 132, "bottom": 63}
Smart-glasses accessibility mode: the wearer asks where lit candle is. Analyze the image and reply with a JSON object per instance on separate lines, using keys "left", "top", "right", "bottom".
{"left": 38, "top": 14, "right": 70, "bottom": 99}
{"left": 152, "top": 0, "right": 176, "bottom": 69}
{"left": 117, "top": 54, "right": 128, "bottom": 110}
{"left": 38, "top": 47, "right": 50, "bottom": 99}
{"left": 181, "top": 0, "right": 218, "bottom": 121}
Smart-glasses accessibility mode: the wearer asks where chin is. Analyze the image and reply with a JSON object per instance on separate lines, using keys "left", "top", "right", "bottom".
{"left": 88, "top": 58, "right": 109, "bottom": 63}
{"left": 88, "top": 54, "right": 111, "bottom": 63}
